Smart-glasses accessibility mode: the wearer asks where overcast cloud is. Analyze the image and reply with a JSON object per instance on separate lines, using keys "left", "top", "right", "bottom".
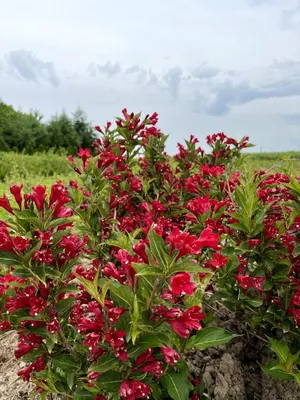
{"left": 0, "top": 0, "right": 299, "bottom": 153}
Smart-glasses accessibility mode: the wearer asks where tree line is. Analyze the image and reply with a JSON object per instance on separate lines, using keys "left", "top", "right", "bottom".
{"left": 0, "top": 101, "right": 97, "bottom": 155}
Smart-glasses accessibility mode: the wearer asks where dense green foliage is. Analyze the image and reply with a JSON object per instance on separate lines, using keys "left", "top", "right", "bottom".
{"left": 0, "top": 101, "right": 97, "bottom": 154}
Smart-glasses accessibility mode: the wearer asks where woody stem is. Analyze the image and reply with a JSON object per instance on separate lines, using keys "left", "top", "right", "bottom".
{"left": 147, "top": 278, "right": 160, "bottom": 310}
{"left": 58, "top": 329, "right": 78, "bottom": 359}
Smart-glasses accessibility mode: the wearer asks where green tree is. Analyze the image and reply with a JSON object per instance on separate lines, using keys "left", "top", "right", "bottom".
{"left": 72, "top": 107, "right": 97, "bottom": 150}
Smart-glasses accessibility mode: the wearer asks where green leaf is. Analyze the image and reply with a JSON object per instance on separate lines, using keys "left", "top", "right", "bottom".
{"left": 89, "top": 353, "right": 119, "bottom": 373}
{"left": 170, "top": 261, "right": 209, "bottom": 275}
{"left": 293, "top": 373, "right": 300, "bottom": 387}
{"left": 260, "top": 361, "right": 294, "bottom": 381}
{"left": 269, "top": 338, "right": 290, "bottom": 364}
{"left": 50, "top": 354, "right": 79, "bottom": 372}
{"left": 74, "top": 389, "right": 95, "bottom": 400}
{"left": 47, "top": 217, "right": 73, "bottom": 229}
{"left": 55, "top": 298, "right": 76, "bottom": 317}
{"left": 14, "top": 209, "right": 38, "bottom": 219}
{"left": 31, "top": 264, "right": 46, "bottom": 285}
{"left": 137, "top": 333, "right": 164, "bottom": 348}
{"left": 67, "top": 372, "right": 75, "bottom": 390}
{"left": 186, "top": 327, "right": 238, "bottom": 350}
{"left": 75, "top": 274, "right": 101, "bottom": 304}
{"left": 293, "top": 244, "right": 300, "bottom": 258}
{"left": 162, "top": 373, "right": 189, "bottom": 400}
{"left": 95, "top": 371, "right": 122, "bottom": 392}
{"left": 0, "top": 250, "right": 20, "bottom": 266}
{"left": 136, "top": 266, "right": 163, "bottom": 277}
{"left": 58, "top": 283, "right": 81, "bottom": 295}
{"left": 23, "top": 240, "right": 42, "bottom": 263}
{"left": 245, "top": 296, "right": 263, "bottom": 308}
{"left": 110, "top": 284, "right": 134, "bottom": 309}
{"left": 148, "top": 228, "right": 170, "bottom": 269}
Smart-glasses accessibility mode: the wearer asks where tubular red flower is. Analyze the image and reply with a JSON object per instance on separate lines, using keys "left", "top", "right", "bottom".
{"left": 32, "top": 185, "right": 47, "bottom": 211}
{"left": 0, "top": 194, "right": 14, "bottom": 214}
{"left": 160, "top": 346, "right": 180, "bottom": 366}
{"left": 170, "top": 272, "right": 197, "bottom": 296}
{"left": 10, "top": 184, "right": 23, "bottom": 210}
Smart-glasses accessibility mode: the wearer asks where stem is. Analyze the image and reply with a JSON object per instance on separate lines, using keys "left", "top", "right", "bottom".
{"left": 147, "top": 278, "right": 160, "bottom": 310}
{"left": 180, "top": 338, "right": 187, "bottom": 353}
{"left": 58, "top": 329, "right": 78, "bottom": 359}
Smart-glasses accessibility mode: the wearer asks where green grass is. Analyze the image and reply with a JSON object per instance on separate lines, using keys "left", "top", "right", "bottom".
{"left": 244, "top": 151, "right": 300, "bottom": 161}
{"left": 0, "top": 151, "right": 71, "bottom": 182}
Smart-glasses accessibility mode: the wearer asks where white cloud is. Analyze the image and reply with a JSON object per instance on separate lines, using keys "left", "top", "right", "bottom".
{"left": 0, "top": 0, "right": 299, "bottom": 152}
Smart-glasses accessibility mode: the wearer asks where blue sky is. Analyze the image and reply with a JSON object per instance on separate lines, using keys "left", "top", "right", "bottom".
{"left": 0, "top": 0, "right": 299, "bottom": 153}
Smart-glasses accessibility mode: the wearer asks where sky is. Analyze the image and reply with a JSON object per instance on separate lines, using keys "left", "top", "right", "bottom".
{"left": 0, "top": 0, "right": 300, "bottom": 153}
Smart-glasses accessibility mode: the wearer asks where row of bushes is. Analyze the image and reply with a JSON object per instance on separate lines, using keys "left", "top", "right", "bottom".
{"left": 0, "top": 101, "right": 97, "bottom": 155}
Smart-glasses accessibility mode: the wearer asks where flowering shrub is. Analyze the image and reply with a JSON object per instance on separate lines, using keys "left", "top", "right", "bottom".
{"left": 0, "top": 109, "right": 299, "bottom": 399}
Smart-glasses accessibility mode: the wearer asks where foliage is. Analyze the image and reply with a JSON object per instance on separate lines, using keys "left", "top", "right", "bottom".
{"left": 0, "top": 101, "right": 97, "bottom": 155}
{"left": 0, "top": 109, "right": 299, "bottom": 399}
{"left": 0, "top": 151, "right": 74, "bottom": 183}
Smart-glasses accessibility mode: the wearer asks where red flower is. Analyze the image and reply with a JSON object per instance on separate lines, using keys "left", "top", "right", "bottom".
{"left": 32, "top": 185, "right": 47, "bottom": 211}
{"left": 33, "top": 249, "right": 54, "bottom": 264}
{"left": 15, "top": 342, "right": 36, "bottom": 358}
{"left": 236, "top": 275, "right": 265, "bottom": 291}
{"left": 107, "top": 307, "right": 126, "bottom": 324}
{"left": 60, "top": 234, "right": 85, "bottom": 258}
{"left": 164, "top": 306, "right": 205, "bottom": 338}
{"left": 186, "top": 196, "right": 212, "bottom": 216}
{"left": 120, "top": 380, "right": 151, "bottom": 400}
{"left": 94, "top": 125, "right": 103, "bottom": 133}
{"left": 182, "top": 306, "right": 205, "bottom": 330}
{"left": 13, "top": 236, "right": 30, "bottom": 253}
{"left": 160, "top": 346, "right": 180, "bottom": 366}
{"left": 78, "top": 148, "right": 92, "bottom": 169}
{"left": 10, "top": 184, "right": 23, "bottom": 210}
{"left": 170, "top": 272, "right": 197, "bottom": 296}
{"left": 105, "top": 328, "right": 126, "bottom": 348}
{"left": 210, "top": 253, "right": 228, "bottom": 271}
{"left": 105, "top": 328, "right": 127, "bottom": 361}
{"left": 29, "top": 297, "right": 47, "bottom": 316}
{"left": 46, "top": 318, "right": 60, "bottom": 334}
{"left": 0, "top": 226, "right": 14, "bottom": 251}
{"left": 138, "top": 360, "right": 164, "bottom": 377}
{"left": 289, "top": 308, "right": 300, "bottom": 326}
{"left": 132, "top": 241, "right": 149, "bottom": 264}
{"left": 18, "top": 355, "right": 45, "bottom": 381}
{"left": 49, "top": 181, "right": 69, "bottom": 207}
{"left": 130, "top": 177, "right": 142, "bottom": 192}
{"left": 0, "top": 321, "right": 11, "bottom": 331}
{"left": 0, "top": 194, "right": 14, "bottom": 214}
{"left": 83, "top": 332, "right": 102, "bottom": 351}
{"left": 290, "top": 290, "right": 300, "bottom": 307}
{"left": 198, "top": 228, "right": 221, "bottom": 250}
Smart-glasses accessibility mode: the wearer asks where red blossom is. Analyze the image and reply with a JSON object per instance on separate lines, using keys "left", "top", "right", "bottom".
{"left": 33, "top": 249, "right": 54, "bottom": 264}
{"left": 170, "top": 272, "right": 197, "bottom": 296}
{"left": 13, "top": 236, "right": 30, "bottom": 253}
{"left": 120, "top": 380, "right": 151, "bottom": 400}
{"left": 160, "top": 346, "right": 180, "bottom": 366}
{"left": 32, "top": 185, "right": 47, "bottom": 211}
{"left": 10, "top": 184, "right": 23, "bottom": 210}
{"left": 236, "top": 275, "right": 265, "bottom": 291}
{"left": 0, "top": 321, "right": 11, "bottom": 331}
{"left": 0, "top": 194, "right": 14, "bottom": 214}
{"left": 0, "top": 226, "right": 14, "bottom": 251}
{"left": 107, "top": 307, "right": 126, "bottom": 324}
